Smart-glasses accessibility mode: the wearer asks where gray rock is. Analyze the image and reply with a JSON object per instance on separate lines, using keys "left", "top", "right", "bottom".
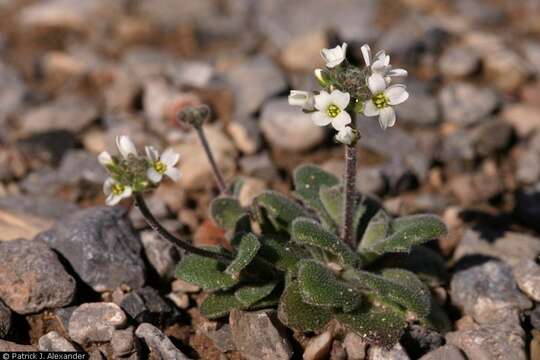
{"left": 439, "top": 46, "right": 480, "bottom": 78}
{"left": 438, "top": 83, "right": 498, "bottom": 126}
{"left": 0, "top": 239, "right": 76, "bottom": 314}
{"left": 396, "top": 92, "right": 439, "bottom": 126}
{"left": 418, "top": 345, "right": 466, "bottom": 360}
{"left": 226, "top": 55, "right": 286, "bottom": 116}
{"left": 54, "top": 306, "right": 77, "bottom": 333}
{"left": 0, "top": 195, "right": 79, "bottom": 221}
{"left": 357, "top": 118, "right": 417, "bottom": 159}
{"left": 450, "top": 260, "right": 531, "bottom": 324}
{"left": 512, "top": 259, "right": 540, "bottom": 301}
{"left": 229, "top": 309, "right": 292, "bottom": 360}
{"left": 135, "top": 322, "right": 190, "bottom": 360}
{"left": 368, "top": 343, "right": 410, "bottom": 360}
{"left": 68, "top": 302, "right": 127, "bottom": 345}
{"left": 303, "top": 331, "right": 333, "bottom": 360}
{"left": 140, "top": 228, "right": 181, "bottom": 280}
{"left": 38, "top": 331, "right": 77, "bottom": 352}
{"left": 0, "top": 300, "right": 11, "bottom": 338}
{"left": 204, "top": 324, "right": 235, "bottom": 353}
{"left": 112, "top": 327, "right": 137, "bottom": 358}
{"left": 446, "top": 317, "right": 526, "bottom": 360}
{"left": 260, "top": 98, "right": 326, "bottom": 152}
{"left": 440, "top": 129, "right": 475, "bottom": 163}
{"left": 455, "top": 0, "right": 505, "bottom": 25}
{"left": 529, "top": 304, "right": 540, "bottom": 330}
{"left": 38, "top": 206, "right": 146, "bottom": 292}
{"left": 0, "top": 61, "right": 26, "bottom": 138}
{"left": 516, "top": 133, "right": 540, "bottom": 184}
{"left": 129, "top": 194, "right": 169, "bottom": 229}
{"left": 239, "top": 152, "right": 279, "bottom": 181}
{"left": 523, "top": 41, "right": 540, "bottom": 75}
{"left": 120, "top": 287, "right": 174, "bottom": 325}
{"left": 357, "top": 166, "right": 386, "bottom": 195}
{"left": 470, "top": 120, "right": 512, "bottom": 157}
{"left": 227, "top": 118, "right": 262, "bottom": 155}
{"left": 343, "top": 332, "right": 366, "bottom": 360}
{"left": 0, "top": 339, "right": 35, "bottom": 352}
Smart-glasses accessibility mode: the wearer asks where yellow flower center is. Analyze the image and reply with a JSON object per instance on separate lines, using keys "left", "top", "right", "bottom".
{"left": 373, "top": 93, "right": 389, "bottom": 109}
{"left": 154, "top": 161, "right": 167, "bottom": 174}
{"left": 326, "top": 104, "right": 341, "bottom": 118}
{"left": 111, "top": 183, "right": 125, "bottom": 196}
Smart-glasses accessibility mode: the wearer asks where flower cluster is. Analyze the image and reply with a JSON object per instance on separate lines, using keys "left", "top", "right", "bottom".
{"left": 288, "top": 42, "right": 409, "bottom": 144}
{"left": 98, "top": 136, "right": 180, "bottom": 205}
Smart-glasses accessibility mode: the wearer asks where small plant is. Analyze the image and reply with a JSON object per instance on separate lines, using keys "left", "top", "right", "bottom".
{"left": 98, "top": 43, "right": 449, "bottom": 348}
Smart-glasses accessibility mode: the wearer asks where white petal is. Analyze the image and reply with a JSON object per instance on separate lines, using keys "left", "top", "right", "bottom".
{"left": 103, "top": 177, "right": 115, "bottom": 195}
{"left": 384, "top": 54, "right": 390, "bottom": 66}
{"left": 374, "top": 50, "right": 386, "bottom": 63}
{"left": 320, "top": 43, "right": 347, "bottom": 68}
{"left": 165, "top": 167, "right": 181, "bottom": 182}
{"left": 336, "top": 127, "right": 354, "bottom": 145}
{"left": 161, "top": 148, "right": 180, "bottom": 167}
{"left": 314, "top": 91, "right": 332, "bottom": 111}
{"left": 363, "top": 101, "right": 380, "bottom": 117}
{"left": 288, "top": 90, "right": 309, "bottom": 107}
{"left": 145, "top": 146, "right": 159, "bottom": 161}
{"left": 106, "top": 194, "right": 121, "bottom": 206}
{"left": 116, "top": 136, "right": 137, "bottom": 159}
{"left": 311, "top": 111, "right": 332, "bottom": 127}
{"left": 122, "top": 186, "right": 133, "bottom": 198}
{"left": 98, "top": 151, "right": 113, "bottom": 166}
{"left": 147, "top": 167, "right": 163, "bottom": 184}
{"left": 378, "top": 107, "right": 396, "bottom": 129}
{"left": 331, "top": 90, "right": 350, "bottom": 109}
{"left": 361, "top": 44, "right": 372, "bottom": 66}
{"left": 388, "top": 68, "right": 407, "bottom": 77}
{"left": 331, "top": 111, "right": 351, "bottom": 131}
{"left": 367, "top": 73, "right": 387, "bottom": 94}
{"left": 385, "top": 85, "right": 409, "bottom": 105}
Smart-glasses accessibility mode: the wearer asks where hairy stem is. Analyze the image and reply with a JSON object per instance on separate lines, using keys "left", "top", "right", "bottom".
{"left": 195, "top": 126, "right": 230, "bottom": 195}
{"left": 341, "top": 114, "right": 358, "bottom": 248}
{"left": 134, "top": 194, "right": 232, "bottom": 263}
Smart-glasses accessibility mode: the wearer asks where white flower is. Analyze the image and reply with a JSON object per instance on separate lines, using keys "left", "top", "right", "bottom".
{"left": 145, "top": 146, "right": 181, "bottom": 183}
{"left": 335, "top": 126, "right": 355, "bottom": 145}
{"left": 98, "top": 151, "right": 113, "bottom": 167}
{"left": 103, "top": 178, "right": 132, "bottom": 206}
{"left": 288, "top": 90, "right": 315, "bottom": 111}
{"left": 312, "top": 90, "right": 351, "bottom": 131}
{"left": 363, "top": 73, "right": 409, "bottom": 129}
{"left": 360, "top": 44, "right": 407, "bottom": 83}
{"left": 321, "top": 42, "right": 348, "bottom": 68}
{"left": 116, "top": 135, "right": 138, "bottom": 159}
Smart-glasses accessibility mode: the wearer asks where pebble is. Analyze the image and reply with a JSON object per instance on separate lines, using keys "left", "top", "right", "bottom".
{"left": 0, "top": 61, "right": 26, "bottom": 124}
{"left": 280, "top": 31, "right": 326, "bottom": 71}
{"left": 0, "top": 339, "right": 36, "bottom": 352}
{"left": 135, "top": 322, "right": 190, "bottom": 360}
{"left": 368, "top": 343, "right": 410, "bottom": 360}
{"left": 111, "top": 327, "right": 137, "bottom": 358}
{"left": 38, "top": 206, "right": 147, "bottom": 292}
{"left": 303, "top": 331, "right": 333, "bottom": 360}
{"left": 227, "top": 118, "right": 261, "bottom": 155}
{"left": 260, "top": 98, "right": 326, "bottom": 152}
{"left": 516, "top": 134, "right": 540, "bottom": 184}
{"left": 239, "top": 152, "right": 279, "bottom": 181}
{"left": 438, "top": 82, "right": 498, "bottom": 126}
{"left": 119, "top": 287, "right": 174, "bottom": 325}
{"left": 238, "top": 177, "right": 266, "bottom": 207}
{"left": 418, "top": 345, "right": 465, "bottom": 360}
{"left": 396, "top": 92, "right": 440, "bottom": 127}
{"left": 38, "top": 331, "right": 77, "bottom": 352}
{"left": 0, "top": 239, "right": 76, "bottom": 314}
{"left": 140, "top": 229, "right": 181, "bottom": 280}
{"left": 203, "top": 324, "right": 236, "bottom": 353}
{"left": 450, "top": 260, "right": 531, "bottom": 324}
{"left": 502, "top": 104, "right": 540, "bottom": 138}
{"left": 68, "top": 302, "right": 127, "bottom": 345}
{"left": 439, "top": 46, "right": 480, "bottom": 79}
{"left": 470, "top": 120, "right": 513, "bottom": 157}
{"left": 0, "top": 301, "right": 11, "bottom": 338}
{"left": 511, "top": 259, "right": 540, "bottom": 301}
{"left": 343, "top": 332, "right": 366, "bottom": 360}
{"left": 229, "top": 309, "right": 292, "bottom": 360}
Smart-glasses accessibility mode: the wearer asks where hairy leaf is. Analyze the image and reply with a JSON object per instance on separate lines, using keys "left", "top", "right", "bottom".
{"left": 210, "top": 196, "right": 250, "bottom": 234}
{"left": 225, "top": 233, "right": 260, "bottom": 276}
{"left": 297, "top": 260, "right": 360, "bottom": 312}
{"left": 319, "top": 185, "right": 343, "bottom": 228}
{"left": 201, "top": 291, "right": 243, "bottom": 319}
{"left": 292, "top": 218, "right": 358, "bottom": 267}
{"left": 176, "top": 253, "right": 238, "bottom": 291}
{"left": 235, "top": 281, "right": 278, "bottom": 307}
{"left": 278, "top": 280, "right": 333, "bottom": 333}
{"left": 258, "top": 234, "right": 308, "bottom": 271}
{"left": 254, "top": 191, "right": 307, "bottom": 232}
{"left": 358, "top": 209, "right": 391, "bottom": 251}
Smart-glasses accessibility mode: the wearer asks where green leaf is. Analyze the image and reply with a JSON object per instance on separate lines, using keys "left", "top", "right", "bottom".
{"left": 336, "top": 301, "right": 406, "bottom": 349}
{"left": 235, "top": 281, "right": 278, "bottom": 307}
{"left": 319, "top": 185, "right": 343, "bottom": 228}
{"left": 258, "top": 234, "right": 308, "bottom": 271}
{"left": 292, "top": 218, "right": 358, "bottom": 267}
{"left": 225, "top": 233, "right": 260, "bottom": 276}
{"left": 358, "top": 209, "right": 391, "bottom": 251}
{"left": 249, "top": 284, "right": 282, "bottom": 310}
{"left": 297, "top": 260, "right": 360, "bottom": 312}
{"left": 210, "top": 196, "right": 250, "bottom": 234}
{"left": 366, "top": 215, "right": 447, "bottom": 255}
{"left": 176, "top": 253, "right": 238, "bottom": 291}
{"left": 253, "top": 191, "right": 307, "bottom": 232}
{"left": 201, "top": 291, "right": 243, "bottom": 319}
{"left": 278, "top": 280, "right": 333, "bottom": 333}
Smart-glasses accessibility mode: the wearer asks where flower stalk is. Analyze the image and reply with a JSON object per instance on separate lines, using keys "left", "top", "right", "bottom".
{"left": 341, "top": 112, "right": 357, "bottom": 248}
{"left": 195, "top": 126, "right": 230, "bottom": 195}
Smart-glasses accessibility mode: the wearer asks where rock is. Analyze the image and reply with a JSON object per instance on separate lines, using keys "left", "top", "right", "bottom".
{"left": 0, "top": 300, "right": 11, "bottom": 338}
{"left": 512, "top": 259, "right": 540, "bottom": 301}
{"left": 135, "top": 322, "right": 190, "bottom": 360}
{"left": 446, "top": 318, "right": 526, "bottom": 360}
{"left": 239, "top": 152, "right": 279, "bottom": 181}
{"left": 130, "top": 193, "right": 169, "bottom": 229}
{"left": 402, "top": 324, "right": 443, "bottom": 355}
{"left": 38, "top": 206, "right": 146, "bottom": 292}
{"left": 229, "top": 309, "right": 292, "bottom": 360}
{"left": 515, "top": 183, "right": 540, "bottom": 231}
{"left": 171, "top": 279, "right": 200, "bottom": 294}
{"left": 450, "top": 261, "right": 531, "bottom": 324}
{"left": 280, "top": 31, "right": 327, "bottom": 71}
{"left": 140, "top": 229, "right": 181, "bottom": 280}
{"left": 120, "top": 287, "right": 174, "bottom": 325}
{"left": 227, "top": 118, "right": 261, "bottom": 155}
{"left": 111, "top": 327, "right": 137, "bottom": 358}
{"left": 396, "top": 92, "right": 439, "bottom": 127}
{"left": 438, "top": 83, "right": 498, "bottom": 126}
{"left": 440, "top": 129, "right": 475, "bottom": 163}
{"left": 260, "top": 98, "right": 326, "bottom": 152}
{"left": 368, "top": 343, "right": 410, "bottom": 360}
{"left": 516, "top": 133, "right": 540, "bottom": 184}
{"left": 0, "top": 339, "right": 35, "bottom": 352}
{"left": 470, "top": 120, "right": 512, "bottom": 157}
{"left": 502, "top": 104, "right": 540, "bottom": 138}
{"left": 418, "top": 345, "right": 466, "bottom": 360}
{"left": 455, "top": 0, "right": 505, "bottom": 26}
{"left": 448, "top": 166, "right": 503, "bottom": 205}
{"left": 530, "top": 305, "right": 540, "bottom": 330}
{"left": 0, "top": 61, "right": 26, "bottom": 132}
{"left": 0, "top": 195, "right": 79, "bottom": 221}
{"left": 330, "top": 341, "right": 346, "bottom": 360}
{"left": 0, "top": 239, "right": 76, "bottom": 314}
{"left": 439, "top": 46, "right": 480, "bottom": 78}
{"left": 204, "top": 324, "right": 235, "bottom": 353}
{"left": 38, "top": 331, "right": 77, "bottom": 351}
{"left": 238, "top": 177, "right": 266, "bottom": 207}
{"left": 54, "top": 306, "right": 77, "bottom": 333}
{"left": 173, "top": 124, "right": 237, "bottom": 191}
{"left": 226, "top": 55, "right": 286, "bottom": 116}
{"left": 18, "top": 95, "right": 98, "bottom": 136}
{"left": 343, "top": 332, "right": 366, "bottom": 360}
{"left": 523, "top": 41, "right": 540, "bottom": 75}
{"left": 166, "top": 292, "right": 189, "bottom": 310}
{"left": 303, "top": 331, "right": 333, "bottom": 360}
{"left": 0, "top": 207, "right": 56, "bottom": 241}
{"left": 68, "top": 302, "right": 127, "bottom": 345}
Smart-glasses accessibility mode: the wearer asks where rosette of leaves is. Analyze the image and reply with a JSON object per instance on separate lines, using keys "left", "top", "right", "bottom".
{"left": 176, "top": 165, "right": 448, "bottom": 348}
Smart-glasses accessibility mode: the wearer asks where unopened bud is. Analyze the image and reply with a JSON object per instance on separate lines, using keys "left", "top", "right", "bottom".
{"left": 177, "top": 104, "right": 211, "bottom": 128}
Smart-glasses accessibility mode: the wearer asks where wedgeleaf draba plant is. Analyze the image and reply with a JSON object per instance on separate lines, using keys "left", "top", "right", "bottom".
{"left": 98, "top": 43, "right": 449, "bottom": 349}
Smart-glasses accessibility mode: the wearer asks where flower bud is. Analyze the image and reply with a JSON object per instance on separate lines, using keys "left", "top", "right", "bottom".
{"left": 177, "top": 104, "right": 211, "bottom": 128}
